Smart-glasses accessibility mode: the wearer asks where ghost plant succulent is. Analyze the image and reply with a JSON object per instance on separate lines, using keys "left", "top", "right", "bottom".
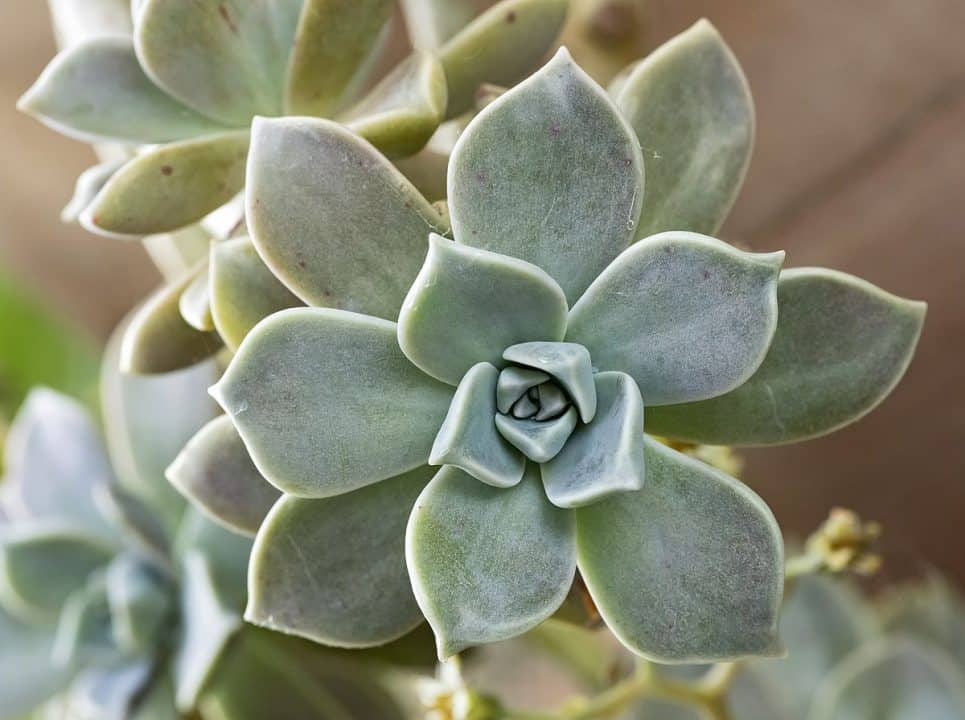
{"left": 170, "top": 23, "right": 926, "bottom": 667}
{"left": 20, "top": 0, "right": 570, "bottom": 374}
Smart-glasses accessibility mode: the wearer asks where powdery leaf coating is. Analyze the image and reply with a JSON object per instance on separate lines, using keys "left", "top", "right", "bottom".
{"left": 209, "top": 236, "right": 302, "bottom": 352}
{"left": 246, "top": 117, "right": 446, "bottom": 320}
{"left": 429, "top": 363, "right": 526, "bottom": 489}
{"left": 616, "top": 20, "right": 755, "bottom": 238}
{"left": 212, "top": 308, "right": 453, "bottom": 498}
{"left": 645, "top": 269, "right": 927, "bottom": 444}
{"left": 135, "top": 0, "right": 304, "bottom": 125}
{"left": 567, "top": 231, "right": 783, "bottom": 406}
{"left": 167, "top": 415, "right": 281, "bottom": 537}
{"left": 494, "top": 407, "right": 578, "bottom": 463}
{"left": 247, "top": 467, "right": 433, "bottom": 647}
{"left": 83, "top": 130, "right": 250, "bottom": 236}
{"left": 439, "top": 0, "right": 569, "bottom": 117}
{"left": 540, "top": 372, "right": 645, "bottom": 509}
{"left": 575, "top": 437, "right": 783, "bottom": 663}
{"left": 18, "top": 38, "right": 228, "bottom": 145}
{"left": 406, "top": 464, "right": 576, "bottom": 659}
{"left": 502, "top": 342, "right": 597, "bottom": 422}
{"left": 398, "top": 236, "right": 569, "bottom": 385}
{"left": 105, "top": 555, "right": 171, "bottom": 654}
{"left": 448, "top": 47, "right": 645, "bottom": 304}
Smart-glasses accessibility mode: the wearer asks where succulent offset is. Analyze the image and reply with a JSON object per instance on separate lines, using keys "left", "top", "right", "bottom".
{"left": 159, "top": 23, "right": 927, "bottom": 665}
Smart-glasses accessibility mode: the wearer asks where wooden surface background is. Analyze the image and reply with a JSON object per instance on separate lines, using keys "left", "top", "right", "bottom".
{"left": 1, "top": 1, "right": 963, "bottom": 584}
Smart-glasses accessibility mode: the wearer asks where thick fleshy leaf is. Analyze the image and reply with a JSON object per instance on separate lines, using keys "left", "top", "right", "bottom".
{"left": 616, "top": 20, "right": 754, "bottom": 238}
{"left": 18, "top": 38, "right": 228, "bottom": 144}
{"left": 398, "top": 236, "right": 569, "bottom": 385}
{"left": 83, "top": 131, "right": 249, "bottom": 236}
{"left": 811, "top": 638, "right": 965, "bottom": 720}
{"left": 541, "top": 372, "right": 644, "bottom": 508}
{"left": 496, "top": 367, "right": 550, "bottom": 413}
{"left": 47, "top": 0, "right": 132, "bottom": 49}
{"left": 175, "top": 552, "right": 243, "bottom": 711}
{"left": 246, "top": 117, "right": 447, "bottom": 319}
{"left": 173, "top": 509, "right": 252, "bottom": 604}
{"left": 567, "top": 232, "right": 783, "bottom": 406}
{"left": 94, "top": 484, "right": 171, "bottom": 567}
{"left": 62, "top": 160, "right": 125, "bottom": 223}
{"left": 400, "top": 0, "right": 476, "bottom": 50}
{"left": 430, "top": 363, "right": 525, "bottom": 488}
{"left": 576, "top": 437, "right": 783, "bottom": 662}
{"left": 63, "top": 661, "right": 155, "bottom": 720}
{"left": 247, "top": 467, "right": 432, "bottom": 646}
{"left": 52, "top": 573, "right": 115, "bottom": 667}
{"left": 407, "top": 464, "right": 576, "bottom": 658}
{"left": 179, "top": 269, "right": 214, "bottom": 332}
{"left": 120, "top": 272, "right": 223, "bottom": 374}
{"left": 503, "top": 342, "right": 597, "bottom": 422}
{"left": 0, "top": 528, "right": 113, "bottom": 623}
{"left": 212, "top": 308, "right": 453, "bottom": 497}
{"left": 494, "top": 407, "right": 578, "bottom": 463}
{"left": 343, "top": 52, "right": 447, "bottom": 158}
{"left": 0, "top": 606, "right": 73, "bottom": 719}
{"left": 167, "top": 415, "right": 281, "bottom": 537}
{"left": 209, "top": 236, "right": 301, "bottom": 352}
{"left": 285, "top": 0, "right": 393, "bottom": 117}
{"left": 105, "top": 555, "right": 172, "bottom": 654}
{"left": 448, "top": 48, "right": 645, "bottom": 303}
{"left": 135, "top": 0, "right": 303, "bottom": 125}
{"left": 645, "top": 269, "right": 927, "bottom": 444}
{"left": 439, "top": 0, "right": 569, "bottom": 117}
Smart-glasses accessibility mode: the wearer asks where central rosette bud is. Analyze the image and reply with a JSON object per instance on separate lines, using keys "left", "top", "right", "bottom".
{"left": 493, "top": 342, "right": 597, "bottom": 463}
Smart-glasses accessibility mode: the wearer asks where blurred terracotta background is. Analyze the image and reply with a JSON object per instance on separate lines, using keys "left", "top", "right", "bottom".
{"left": 1, "top": 1, "right": 963, "bottom": 583}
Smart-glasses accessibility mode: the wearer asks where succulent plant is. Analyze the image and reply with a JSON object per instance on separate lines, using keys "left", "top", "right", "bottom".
{"left": 165, "top": 23, "right": 924, "bottom": 666}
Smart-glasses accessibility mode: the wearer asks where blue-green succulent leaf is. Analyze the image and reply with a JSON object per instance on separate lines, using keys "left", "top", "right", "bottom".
{"left": 105, "top": 554, "right": 172, "bottom": 654}
{"left": 247, "top": 467, "right": 433, "bottom": 647}
{"left": 567, "top": 232, "right": 783, "bottom": 406}
{"left": 645, "top": 269, "right": 926, "bottom": 444}
{"left": 178, "top": 269, "right": 214, "bottom": 332}
{"left": 213, "top": 308, "right": 453, "bottom": 498}
{"left": 439, "top": 0, "right": 570, "bottom": 117}
{"left": 448, "top": 47, "right": 644, "bottom": 304}
{"left": 407, "top": 464, "right": 576, "bottom": 658}
{"left": 616, "top": 20, "right": 754, "bottom": 238}
{"left": 135, "top": 0, "right": 303, "bottom": 125}
{"left": 0, "top": 606, "right": 73, "bottom": 720}
{"left": 173, "top": 509, "right": 251, "bottom": 605}
{"left": 502, "top": 342, "right": 596, "bottom": 422}
{"left": 167, "top": 415, "right": 281, "bottom": 537}
{"left": 494, "top": 407, "right": 578, "bottom": 463}
{"left": 62, "top": 160, "right": 125, "bottom": 223}
{"left": 245, "top": 117, "right": 447, "bottom": 319}
{"left": 398, "top": 236, "right": 569, "bottom": 385}
{"left": 64, "top": 661, "right": 155, "bottom": 720}
{"left": 95, "top": 483, "right": 172, "bottom": 569}
{"left": 18, "top": 38, "right": 229, "bottom": 144}
{"left": 541, "top": 371, "right": 644, "bottom": 509}
{"left": 575, "top": 437, "right": 783, "bottom": 662}
{"left": 496, "top": 367, "right": 550, "bottom": 414}
{"left": 429, "top": 363, "right": 525, "bottom": 489}
{"left": 52, "top": 571, "right": 116, "bottom": 668}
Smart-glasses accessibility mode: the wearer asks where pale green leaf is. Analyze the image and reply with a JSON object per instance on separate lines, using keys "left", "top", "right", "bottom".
{"left": 576, "top": 437, "right": 783, "bottom": 662}
{"left": 62, "top": 661, "right": 155, "bottom": 720}
{"left": 105, "top": 554, "right": 172, "bottom": 654}
{"left": 448, "top": 47, "right": 644, "bottom": 303}
{"left": 246, "top": 117, "right": 446, "bottom": 319}
{"left": 398, "top": 236, "right": 568, "bottom": 385}
{"left": 494, "top": 407, "right": 578, "bottom": 463}
{"left": 47, "top": 0, "right": 132, "bottom": 49}
{"left": 616, "top": 20, "right": 755, "bottom": 238}
{"left": 502, "top": 342, "right": 596, "bottom": 422}
{"left": 52, "top": 572, "right": 115, "bottom": 667}
{"left": 94, "top": 484, "right": 171, "bottom": 567}
{"left": 495, "top": 367, "right": 549, "bottom": 414}
{"left": 406, "top": 464, "right": 576, "bottom": 658}
{"left": 178, "top": 268, "right": 214, "bottom": 332}
{"left": 247, "top": 467, "right": 432, "bottom": 646}
{"left": 0, "top": 606, "right": 72, "bottom": 720}
{"left": 18, "top": 38, "right": 228, "bottom": 145}
{"left": 567, "top": 232, "right": 783, "bottom": 405}
{"left": 62, "top": 160, "right": 124, "bottom": 223}
{"left": 645, "top": 269, "right": 926, "bottom": 444}
{"left": 212, "top": 308, "right": 453, "bottom": 497}
{"left": 400, "top": 0, "right": 477, "bottom": 50}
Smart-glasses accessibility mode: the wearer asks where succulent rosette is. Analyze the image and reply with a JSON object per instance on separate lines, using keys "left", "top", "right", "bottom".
{"left": 179, "top": 23, "right": 924, "bottom": 665}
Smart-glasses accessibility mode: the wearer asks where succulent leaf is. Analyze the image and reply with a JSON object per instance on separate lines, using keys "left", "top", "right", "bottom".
{"left": 246, "top": 117, "right": 446, "bottom": 319}
{"left": 167, "top": 415, "right": 281, "bottom": 537}
{"left": 62, "top": 160, "right": 125, "bottom": 223}
{"left": 212, "top": 308, "right": 453, "bottom": 497}
{"left": 575, "top": 437, "right": 783, "bottom": 662}
{"left": 502, "top": 342, "right": 597, "bottom": 422}
{"left": 47, "top": 0, "right": 133, "bottom": 49}
{"left": 429, "top": 362, "right": 526, "bottom": 489}
{"left": 64, "top": 661, "right": 155, "bottom": 720}
{"left": 566, "top": 232, "right": 783, "bottom": 405}
{"left": 645, "top": 269, "right": 926, "bottom": 444}
{"left": 616, "top": 20, "right": 755, "bottom": 238}
{"left": 493, "top": 407, "right": 578, "bottom": 463}
{"left": 0, "top": 606, "right": 72, "bottom": 719}
{"left": 285, "top": 0, "right": 394, "bottom": 117}
{"left": 247, "top": 468, "right": 433, "bottom": 646}
{"left": 82, "top": 131, "right": 249, "bottom": 236}
{"left": 52, "top": 572, "right": 115, "bottom": 667}
{"left": 447, "top": 47, "right": 645, "bottom": 303}
{"left": 406, "top": 464, "right": 576, "bottom": 658}
{"left": 439, "top": 0, "right": 570, "bottom": 117}
{"left": 209, "top": 236, "right": 302, "bottom": 352}
{"left": 398, "top": 236, "right": 569, "bottom": 385}
{"left": 178, "top": 268, "right": 215, "bottom": 332}
{"left": 135, "top": 0, "right": 303, "bottom": 125}
{"left": 95, "top": 484, "right": 172, "bottom": 567}
{"left": 105, "top": 555, "right": 172, "bottom": 654}
{"left": 540, "top": 371, "right": 645, "bottom": 508}
{"left": 18, "top": 38, "right": 229, "bottom": 145}
{"left": 400, "top": 0, "right": 477, "bottom": 51}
